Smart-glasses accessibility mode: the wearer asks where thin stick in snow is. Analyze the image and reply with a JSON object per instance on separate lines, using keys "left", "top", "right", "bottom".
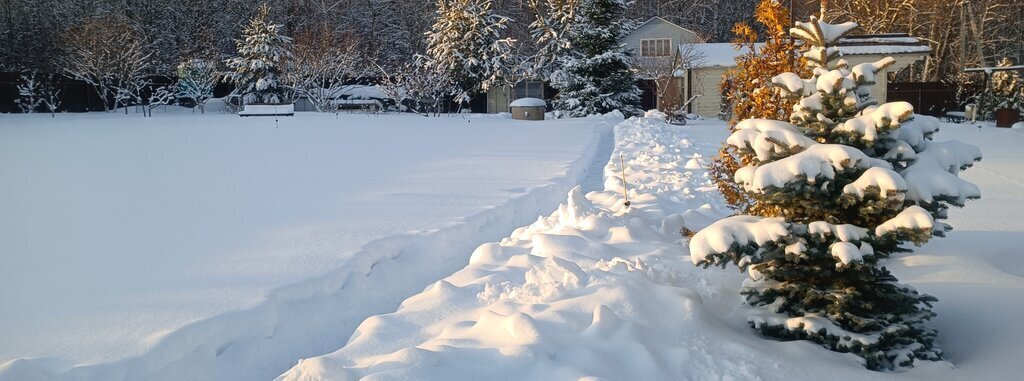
{"left": 620, "top": 153, "right": 631, "bottom": 207}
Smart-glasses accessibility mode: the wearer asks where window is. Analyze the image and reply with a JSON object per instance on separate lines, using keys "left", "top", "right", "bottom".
{"left": 640, "top": 39, "right": 672, "bottom": 57}
{"left": 512, "top": 80, "right": 544, "bottom": 100}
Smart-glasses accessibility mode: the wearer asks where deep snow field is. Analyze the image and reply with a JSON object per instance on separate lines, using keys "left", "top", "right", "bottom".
{"left": 0, "top": 109, "right": 616, "bottom": 380}
{"left": 276, "top": 115, "right": 1023, "bottom": 381}
{"left": 1, "top": 109, "right": 1021, "bottom": 381}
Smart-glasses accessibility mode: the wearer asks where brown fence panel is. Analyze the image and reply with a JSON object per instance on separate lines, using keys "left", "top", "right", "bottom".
{"left": 887, "top": 82, "right": 958, "bottom": 117}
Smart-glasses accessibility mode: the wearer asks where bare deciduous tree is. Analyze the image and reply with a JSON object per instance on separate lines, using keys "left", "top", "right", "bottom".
{"left": 288, "top": 28, "right": 367, "bottom": 112}
{"left": 60, "top": 16, "right": 152, "bottom": 112}
{"left": 633, "top": 42, "right": 706, "bottom": 120}
{"left": 378, "top": 60, "right": 458, "bottom": 116}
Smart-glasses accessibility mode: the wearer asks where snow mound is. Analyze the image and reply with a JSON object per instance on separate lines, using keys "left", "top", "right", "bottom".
{"left": 902, "top": 141, "right": 982, "bottom": 204}
{"left": 275, "top": 115, "right": 762, "bottom": 381}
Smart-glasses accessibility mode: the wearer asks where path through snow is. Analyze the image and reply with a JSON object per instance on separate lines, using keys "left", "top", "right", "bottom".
{"left": 0, "top": 111, "right": 616, "bottom": 380}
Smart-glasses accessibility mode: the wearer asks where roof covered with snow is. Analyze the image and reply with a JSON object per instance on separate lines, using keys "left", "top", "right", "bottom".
{"left": 833, "top": 34, "right": 931, "bottom": 56}
{"left": 683, "top": 34, "right": 930, "bottom": 69}
{"left": 687, "top": 43, "right": 755, "bottom": 68}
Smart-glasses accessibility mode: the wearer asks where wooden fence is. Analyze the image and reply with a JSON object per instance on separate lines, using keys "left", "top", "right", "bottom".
{"left": 886, "top": 82, "right": 958, "bottom": 117}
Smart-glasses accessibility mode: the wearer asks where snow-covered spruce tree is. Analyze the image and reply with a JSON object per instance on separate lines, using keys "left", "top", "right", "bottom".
{"left": 551, "top": 0, "right": 641, "bottom": 117}
{"left": 525, "top": 0, "right": 578, "bottom": 81}
{"left": 423, "top": 0, "right": 514, "bottom": 105}
{"left": 223, "top": 4, "right": 293, "bottom": 105}
{"left": 690, "top": 18, "right": 982, "bottom": 371}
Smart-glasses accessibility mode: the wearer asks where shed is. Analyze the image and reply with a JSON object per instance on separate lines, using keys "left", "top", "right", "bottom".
{"left": 674, "top": 34, "right": 931, "bottom": 118}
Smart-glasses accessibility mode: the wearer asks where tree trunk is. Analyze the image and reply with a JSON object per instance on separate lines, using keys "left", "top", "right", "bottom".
{"left": 965, "top": 2, "right": 988, "bottom": 67}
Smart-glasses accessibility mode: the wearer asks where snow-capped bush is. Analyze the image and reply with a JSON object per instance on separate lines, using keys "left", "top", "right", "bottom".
{"left": 176, "top": 59, "right": 217, "bottom": 113}
{"left": 983, "top": 58, "right": 1023, "bottom": 113}
{"left": 690, "top": 17, "right": 982, "bottom": 371}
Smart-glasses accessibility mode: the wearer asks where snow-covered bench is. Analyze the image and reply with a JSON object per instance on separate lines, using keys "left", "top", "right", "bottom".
{"left": 239, "top": 104, "right": 295, "bottom": 117}
{"left": 335, "top": 99, "right": 383, "bottom": 113}
{"left": 944, "top": 111, "right": 966, "bottom": 124}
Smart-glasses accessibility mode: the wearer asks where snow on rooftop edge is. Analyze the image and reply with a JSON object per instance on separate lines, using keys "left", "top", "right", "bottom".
{"left": 683, "top": 39, "right": 929, "bottom": 68}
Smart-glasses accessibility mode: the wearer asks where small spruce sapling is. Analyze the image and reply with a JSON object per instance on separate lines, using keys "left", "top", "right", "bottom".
{"left": 15, "top": 72, "right": 42, "bottom": 113}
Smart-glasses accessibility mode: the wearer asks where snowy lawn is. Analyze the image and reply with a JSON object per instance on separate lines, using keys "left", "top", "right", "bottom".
{"left": 0, "top": 110, "right": 616, "bottom": 379}
{"left": 889, "top": 123, "right": 1024, "bottom": 378}
{"left": 277, "top": 116, "right": 1023, "bottom": 380}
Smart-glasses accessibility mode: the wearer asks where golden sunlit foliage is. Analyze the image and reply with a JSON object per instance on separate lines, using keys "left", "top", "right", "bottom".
{"left": 711, "top": 0, "right": 805, "bottom": 216}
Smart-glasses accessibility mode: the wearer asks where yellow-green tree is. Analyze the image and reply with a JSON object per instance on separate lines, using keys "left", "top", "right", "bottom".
{"left": 710, "top": 0, "right": 806, "bottom": 216}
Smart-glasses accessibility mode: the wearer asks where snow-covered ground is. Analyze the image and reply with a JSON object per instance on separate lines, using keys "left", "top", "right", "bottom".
{"left": 890, "top": 123, "right": 1024, "bottom": 379}
{"left": 0, "top": 110, "right": 616, "bottom": 380}
{"left": 3, "top": 110, "right": 1021, "bottom": 380}
{"left": 277, "top": 115, "right": 1023, "bottom": 381}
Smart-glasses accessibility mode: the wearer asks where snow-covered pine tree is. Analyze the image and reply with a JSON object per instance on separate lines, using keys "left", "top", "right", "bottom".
{"left": 223, "top": 4, "right": 293, "bottom": 105}
{"left": 551, "top": 0, "right": 641, "bottom": 117}
{"left": 525, "top": 0, "right": 578, "bottom": 81}
{"left": 690, "top": 17, "right": 982, "bottom": 371}
{"left": 423, "top": 0, "right": 515, "bottom": 104}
